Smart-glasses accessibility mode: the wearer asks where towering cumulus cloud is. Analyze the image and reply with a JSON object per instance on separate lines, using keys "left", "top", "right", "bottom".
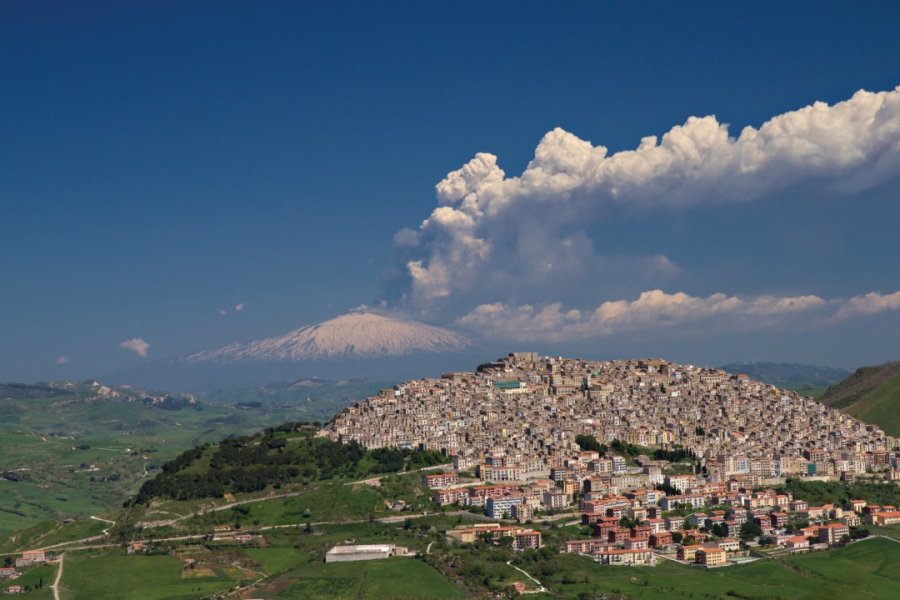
{"left": 391, "top": 86, "right": 900, "bottom": 330}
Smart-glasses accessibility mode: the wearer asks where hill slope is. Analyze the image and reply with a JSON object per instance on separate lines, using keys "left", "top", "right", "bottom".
{"left": 820, "top": 361, "right": 900, "bottom": 435}
{"left": 0, "top": 379, "right": 376, "bottom": 534}
{"left": 718, "top": 361, "right": 849, "bottom": 396}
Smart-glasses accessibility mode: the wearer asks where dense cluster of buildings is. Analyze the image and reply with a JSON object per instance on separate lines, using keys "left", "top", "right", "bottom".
{"left": 329, "top": 354, "right": 897, "bottom": 485}
{"left": 560, "top": 478, "right": 890, "bottom": 566}
{"left": 328, "top": 354, "right": 900, "bottom": 566}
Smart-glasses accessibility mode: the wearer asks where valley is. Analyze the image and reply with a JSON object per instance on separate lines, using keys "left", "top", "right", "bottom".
{"left": 0, "top": 380, "right": 387, "bottom": 536}
{"left": 3, "top": 354, "right": 900, "bottom": 599}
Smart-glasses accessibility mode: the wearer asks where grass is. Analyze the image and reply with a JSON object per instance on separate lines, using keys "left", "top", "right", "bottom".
{"left": 868, "top": 523, "right": 900, "bottom": 540}
{"left": 180, "top": 482, "right": 388, "bottom": 532}
{"left": 59, "top": 551, "right": 241, "bottom": 600}
{"left": 0, "top": 518, "right": 106, "bottom": 555}
{"left": 842, "top": 371, "right": 900, "bottom": 436}
{"left": 0, "top": 380, "right": 377, "bottom": 536}
{"left": 9, "top": 563, "right": 56, "bottom": 599}
{"left": 244, "top": 546, "right": 303, "bottom": 574}
{"left": 273, "top": 558, "right": 464, "bottom": 599}
{"left": 528, "top": 537, "right": 900, "bottom": 599}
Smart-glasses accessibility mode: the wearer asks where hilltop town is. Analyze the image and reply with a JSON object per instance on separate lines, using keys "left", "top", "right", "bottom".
{"left": 329, "top": 353, "right": 894, "bottom": 483}
{"left": 327, "top": 353, "right": 900, "bottom": 567}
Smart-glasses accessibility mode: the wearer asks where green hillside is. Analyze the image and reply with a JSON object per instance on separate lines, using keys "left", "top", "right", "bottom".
{"left": 6, "top": 416, "right": 900, "bottom": 600}
{"left": 0, "top": 380, "right": 380, "bottom": 535}
{"left": 819, "top": 361, "right": 900, "bottom": 435}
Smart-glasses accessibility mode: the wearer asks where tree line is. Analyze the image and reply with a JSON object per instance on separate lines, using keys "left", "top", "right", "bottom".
{"left": 127, "top": 422, "right": 448, "bottom": 505}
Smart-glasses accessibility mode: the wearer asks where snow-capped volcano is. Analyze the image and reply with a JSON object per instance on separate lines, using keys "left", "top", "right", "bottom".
{"left": 185, "top": 311, "right": 472, "bottom": 362}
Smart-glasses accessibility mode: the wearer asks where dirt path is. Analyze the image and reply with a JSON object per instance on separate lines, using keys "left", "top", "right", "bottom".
{"left": 507, "top": 559, "right": 547, "bottom": 594}
{"left": 50, "top": 552, "right": 65, "bottom": 600}
{"left": 89, "top": 515, "right": 115, "bottom": 536}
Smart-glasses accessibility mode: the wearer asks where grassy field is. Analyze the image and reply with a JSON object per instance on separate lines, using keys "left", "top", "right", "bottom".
{"left": 842, "top": 371, "right": 900, "bottom": 436}
{"left": 0, "top": 385, "right": 357, "bottom": 535}
{"left": 59, "top": 552, "right": 241, "bottom": 600}
{"left": 7, "top": 563, "right": 56, "bottom": 599}
{"left": 247, "top": 484, "right": 386, "bottom": 524}
{"left": 528, "top": 537, "right": 900, "bottom": 599}
{"left": 48, "top": 515, "right": 478, "bottom": 599}
{"left": 0, "top": 518, "right": 107, "bottom": 554}
{"left": 157, "top": 472, "right": 434, "bottom": 537}
{"left": 272, "top": 558, "right": 464, "bottom": 599}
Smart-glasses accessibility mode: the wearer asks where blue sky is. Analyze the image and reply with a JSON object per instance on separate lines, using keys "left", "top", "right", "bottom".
{"left": 2, "top": 1, "right": 900, "bottom": 381}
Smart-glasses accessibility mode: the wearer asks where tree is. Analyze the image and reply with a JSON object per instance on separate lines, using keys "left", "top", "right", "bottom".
{"left": 711, "top": 523, "right": 727, "bottom": 538}
{"left": 740, "top": 521, "right": 762, "bottom": 541}
{"left": 575, "top": 435, "right": 606, "bottom": 454}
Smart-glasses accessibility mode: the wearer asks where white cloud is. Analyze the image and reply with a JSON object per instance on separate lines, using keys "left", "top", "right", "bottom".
{"left": 119, "top": 337, "right": 149, "bottom": 358}
{"left": 833, "top": 290, "right": 900, "bottom": 321}
{"left": 56, "top": 355, "right": 69, "bottom": 365}
{"left": 397, "top": 86, "right": 900, "bottom": 312}
{"left": 458, "top": 288, "right": 900, "bottom": 342}
{"left": 234, "top": 303, "right": 245, "bottom": 312}
{"left": 218, "top": 308, "right": 228, "bottom": 316}
{"left": 458, "top": 290, "right": 831, "bottom": 342}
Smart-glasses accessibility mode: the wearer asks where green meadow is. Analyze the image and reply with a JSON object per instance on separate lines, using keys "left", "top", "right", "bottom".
{"left": 59, "top": 552, "right": 242, "bottom": 600}
{"left": 273, "top": 558, "right": 464, "bottom": 599}
{"left": 0, "top": 381, "right": 366, "bottom": 535}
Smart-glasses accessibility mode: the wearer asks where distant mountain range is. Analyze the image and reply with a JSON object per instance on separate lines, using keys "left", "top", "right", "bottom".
{"left": 718, "top": 361, "right": 850, "bottom": 395}
{"left": 0, "top": 379, "right": 198, "bottom": 410}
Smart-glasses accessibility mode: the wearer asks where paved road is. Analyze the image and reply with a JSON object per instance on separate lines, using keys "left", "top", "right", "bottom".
{"left": 39, "top": 534, "right": 107, "bottom": 552}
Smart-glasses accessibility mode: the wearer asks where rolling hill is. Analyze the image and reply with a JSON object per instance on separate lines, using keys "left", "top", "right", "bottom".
{"left": 718, "top": 361, "right": 850, "bottom": 397}
{"left": 0, "top": 378, "right": 385, "bottom": 535}
{"left": 819, "top": 361, "right": 900, "bottom": 435}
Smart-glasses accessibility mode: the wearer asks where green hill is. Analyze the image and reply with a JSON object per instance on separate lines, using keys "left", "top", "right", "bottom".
{"left": 820, "top": 361, "right": 900, "bottom": 435}
{"left": 127, "top": 422, "right": 449, "bottom": 506}
{"left": 0, "top": 380, "right": 358, "bottom": 536}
